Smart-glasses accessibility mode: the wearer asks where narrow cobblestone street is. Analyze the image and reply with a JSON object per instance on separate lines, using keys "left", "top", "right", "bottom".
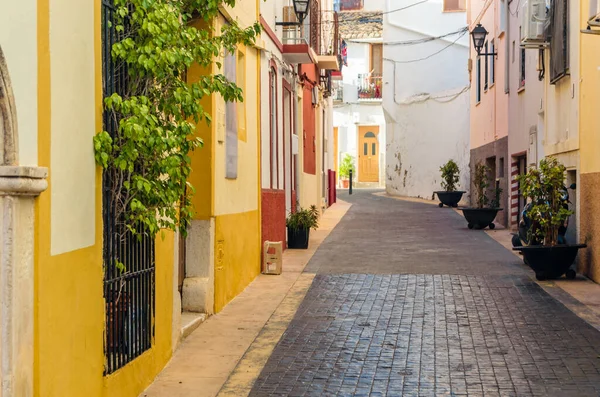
{"left": 249, "top": 190, "right": 600, "bottom": 397}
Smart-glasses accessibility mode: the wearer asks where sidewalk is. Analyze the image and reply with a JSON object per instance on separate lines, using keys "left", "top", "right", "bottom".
{"left": 140, "top": 200, "right": 351, "bottom": 397}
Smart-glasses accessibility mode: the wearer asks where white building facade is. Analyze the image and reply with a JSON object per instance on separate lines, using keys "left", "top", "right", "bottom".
{"left": 333, "top": 2, "right": 386, "bottom": 187}
{"left": 383, "top": 0, "right": 471, "bottom": 201}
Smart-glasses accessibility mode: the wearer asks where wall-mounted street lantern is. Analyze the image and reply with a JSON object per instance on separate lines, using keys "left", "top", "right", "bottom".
{"left": 470, "top": 24, "right": 498, "bottom": 56}
{"left": 276, "top": 0, "right": 312, "bottom": 26}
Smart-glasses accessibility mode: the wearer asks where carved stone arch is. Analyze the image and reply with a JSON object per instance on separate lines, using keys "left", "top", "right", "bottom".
{"left": 0, "top": 45, "right": 18, "bottom": 166}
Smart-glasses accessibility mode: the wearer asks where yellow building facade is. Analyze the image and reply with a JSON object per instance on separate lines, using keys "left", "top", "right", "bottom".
{"left": 579, "top": 7, "right": 600, "bottom": 283}
{"left": 0, "top": 0, "right": 261, "bottom": 396}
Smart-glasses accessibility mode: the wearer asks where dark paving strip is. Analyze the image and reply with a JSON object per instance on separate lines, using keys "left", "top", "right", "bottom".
{"left": 250, "top": 274, "right": 600, "bottom": 397}
{"left": 305, "top": 191, "right": 525, "bottom": 276}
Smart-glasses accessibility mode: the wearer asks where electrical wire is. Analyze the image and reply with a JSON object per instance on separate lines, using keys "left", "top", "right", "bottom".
{"left": 383, "top": 29, "right": 468, "bottom": 64}
{"left": 509, "top": 0, "right": 522, "bottom": 16}
{"left": 345, "top": 27, "right": 467, "bottom": 46}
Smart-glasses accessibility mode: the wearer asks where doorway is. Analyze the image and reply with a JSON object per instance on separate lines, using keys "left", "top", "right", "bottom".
{"left": 358, "top": 126, "right": 379, "bottom": 183}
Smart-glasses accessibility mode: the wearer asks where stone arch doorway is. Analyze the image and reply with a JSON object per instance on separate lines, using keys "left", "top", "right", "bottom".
{"left": 0, "top": 45, "right": 47, "bottom": 397}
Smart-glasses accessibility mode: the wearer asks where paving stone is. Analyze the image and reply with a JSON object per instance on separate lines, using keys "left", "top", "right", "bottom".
{"left": 249, "top": 191, "right": 600, "bottom": 397}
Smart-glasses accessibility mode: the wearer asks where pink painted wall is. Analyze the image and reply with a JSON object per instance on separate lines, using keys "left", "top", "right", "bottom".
{"left": 468, "top": 0, "right": 509, "bottom": 150}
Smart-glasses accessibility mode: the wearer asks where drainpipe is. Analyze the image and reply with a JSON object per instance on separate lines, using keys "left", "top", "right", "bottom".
{"left": 505, "top": 0, "right": 510, "bottom": 94}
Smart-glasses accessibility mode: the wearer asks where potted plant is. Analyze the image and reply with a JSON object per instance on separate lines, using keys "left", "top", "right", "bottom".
{"left": 339, "top": 154, "right": 355, "bottom": 189}
{"left": 286, "top": 205, "right": 320, "bottom": 249}
{"left": 434, "top": 159, "right": 465, "bottom": 208}
{"left": 461, "top": 162, "right": 503, "bottom": 230}
{"left": 512, "top": 158, "right": 586, "bottom": 280}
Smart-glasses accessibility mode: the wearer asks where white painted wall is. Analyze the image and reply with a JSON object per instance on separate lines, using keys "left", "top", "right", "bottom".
{"left": 383, "top": 0, "right": 470, "bottom": 201}
{"left": 0, "top": 0, "right": 38, "bottom": 166}
{"left": 334, "top": 36, "right": 386, "bottom": 186}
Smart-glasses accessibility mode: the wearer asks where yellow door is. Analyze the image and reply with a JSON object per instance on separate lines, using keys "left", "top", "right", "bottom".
{"left": 358, "top": 126, "right": 380, "bottom": 182}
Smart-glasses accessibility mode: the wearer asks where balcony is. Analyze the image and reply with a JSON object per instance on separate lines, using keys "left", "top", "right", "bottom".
{"left": 281, "top": 3, "right": 339, "bottom": 69}
{"left": 357, "top": 74, "right": 382, "bottom": 101}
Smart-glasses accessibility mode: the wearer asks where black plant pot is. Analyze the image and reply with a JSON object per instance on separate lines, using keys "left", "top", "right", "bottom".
{"left": 288, "top": 227, "right": 310, "bottom": 249}
{"left": 513, "top": 244, "right": 586, "bottom": 280}
{"left": 435, "top": 191, "right": 465, "bottom": 208}
{"left": 461, "top": 208, "right": 502, "bottom": 230}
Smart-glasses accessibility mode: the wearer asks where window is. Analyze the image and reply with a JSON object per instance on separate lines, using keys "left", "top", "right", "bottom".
{"left": 519, "top": 27, "right": 525, "bottom": 89}
{"left": 224, "top": 50, "right": 238, "bottom": 178}
{"left": 339, "top": 0, "right": 363, "bottom": 11}
{"left": 549, "top": 0, "right": 569, "bottom": 83}
{"left": 363, "top": 143, "right": 368, "bottom": 155}
{"left": 372, "top": 143, "right": 376, "bottom": 156}
{"left": 500, "top": 0, "right": 507, "bottom": 33}
{"left": 490, "top": 40, "right": 495, "bottom": 85}
{"left": 237, "top": 47, "right": 247, "bottom": 141}
{"left": 102, "top": 0, "right": 155, "bottom": 374}
{"left": 370, "top": 44, "right": 383, "bottom": 76}
{"left": 484, "top": 41, "right": 489, "bottom": 91}
{"left": 269, "top": 68, "right": 278, "bottom": 189}
{"left": 476, "top": 57, "right": 481, "bottom": 103}
{"left": 444, "top": 0, "right": 466, "bottom": 11}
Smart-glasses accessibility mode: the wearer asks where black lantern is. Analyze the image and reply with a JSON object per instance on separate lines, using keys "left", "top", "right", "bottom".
{"left": 470, "top": 24, "right": 497, "bottom": 56}
{"left": 293, "top": 0, "right": 311, "bottom": 24}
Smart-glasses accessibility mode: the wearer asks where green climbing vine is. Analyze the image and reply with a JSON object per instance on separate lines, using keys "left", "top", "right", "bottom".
{"left": 94, "top": 0, "right": 260, "bottom": 237}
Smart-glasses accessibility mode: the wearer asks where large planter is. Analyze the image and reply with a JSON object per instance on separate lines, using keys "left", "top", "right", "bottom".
{"left": 513, "top": 244, "right": 586, "bottom": 280}
{"left": 461, "top": 207, "right": 502, "bottom": 230}
{"left": 434, "top": 191, "right": 465, "bottom": 208}
{"left": 288, "top": 227, "right": 310, "bottom": 249}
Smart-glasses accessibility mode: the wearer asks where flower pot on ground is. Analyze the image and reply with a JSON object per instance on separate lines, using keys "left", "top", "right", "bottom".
{"left": 460, "top": 162, "right": 502, "bottom": 229}
{"left": 434, "top": 159, "right": 465, "bottom": 208}
{"left": 512, "top": 158, "right": 586, "bottom": 280}
{"left": 286, "top": 205, "right": 319, "bottom": 249}
{"left": 338, "top": 154, "right": 355, "bottom": 190}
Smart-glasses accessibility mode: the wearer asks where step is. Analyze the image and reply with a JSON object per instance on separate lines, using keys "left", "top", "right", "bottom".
{"left": 180, "top": 311, "right": 207, "bottom": 339}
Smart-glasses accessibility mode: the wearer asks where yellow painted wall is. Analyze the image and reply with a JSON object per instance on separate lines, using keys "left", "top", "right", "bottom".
{"left": 35, "top": 0, "right": 176, "bottom": 396}
{"left": 211, "top": 12, "right": 262, "bottom": 312}
{"left": 580, "top": 15, "right": 600, "bottom": 175}
{"left": 214, "top": 211, "right": 261, "bottom": 312}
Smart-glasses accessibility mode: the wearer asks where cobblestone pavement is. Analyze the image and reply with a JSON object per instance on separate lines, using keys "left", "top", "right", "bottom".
{"left": 250, "top": 191, "right": 600, "bottom": 396}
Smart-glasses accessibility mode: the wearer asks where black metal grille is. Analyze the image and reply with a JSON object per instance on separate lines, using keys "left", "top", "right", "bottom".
{"left": 102, "top": 0, "right": 156, "bottom": 375}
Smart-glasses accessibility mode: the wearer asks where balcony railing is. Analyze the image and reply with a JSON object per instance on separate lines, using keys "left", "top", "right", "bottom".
{"left": 357, "top": 74, "right": 382, "bottom": 101}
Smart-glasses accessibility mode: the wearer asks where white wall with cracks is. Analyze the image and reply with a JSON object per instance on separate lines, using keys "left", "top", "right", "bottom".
{"left": 382, "top": 0, "right": 471, "bottom": 202}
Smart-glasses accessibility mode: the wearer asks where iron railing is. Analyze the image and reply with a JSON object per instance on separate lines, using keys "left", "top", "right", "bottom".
{"left": 357, "top": 74, "right": 382, "bottom": 101}
{"left": 102, "top": 0, "right": 156, "bottom": 375}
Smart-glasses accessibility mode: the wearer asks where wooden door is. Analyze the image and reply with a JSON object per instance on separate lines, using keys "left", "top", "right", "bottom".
{"left": 358, "top": 126, "right": 379, "bottom": 182}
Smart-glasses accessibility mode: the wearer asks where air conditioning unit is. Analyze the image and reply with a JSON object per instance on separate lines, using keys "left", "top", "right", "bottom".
{"left": 521, "top": 0, "right": 549, "bottom": 47}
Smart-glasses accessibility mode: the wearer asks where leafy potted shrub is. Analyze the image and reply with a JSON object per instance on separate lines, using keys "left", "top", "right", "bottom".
{"left": 461, "top": 162, "right": 503, "bottom": 230}
{"left": 512, "top": 158, "right": 586, "bottom": 280}
{"left": 287, "top": 205, "right": 319, "bottom": 249}
{"left": 339, "top": 154, "right": 355, "bottom": 189}
{"left": 434, "top": 159, "right": 465, "bottom": 208}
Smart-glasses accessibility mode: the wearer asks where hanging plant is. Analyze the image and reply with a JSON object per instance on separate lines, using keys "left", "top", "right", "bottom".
{"left": 94, "top": 0, "right": 261, "bottom": 238}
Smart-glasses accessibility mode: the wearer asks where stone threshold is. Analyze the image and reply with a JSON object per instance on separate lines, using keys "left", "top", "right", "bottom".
{"left": 180, "top": 312, "right": 207, "bottom": 340}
